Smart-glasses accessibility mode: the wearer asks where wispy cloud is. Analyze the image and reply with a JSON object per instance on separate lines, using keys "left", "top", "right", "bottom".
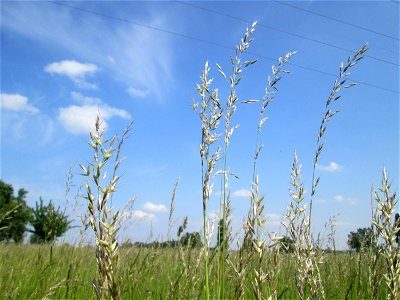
{"left": 71, "top": 91, "right": 102, "bottom": 105}
{"left": 127, "top": 87, "right": 149, "bottom": 98}
{"left": 0, "top": 93, "right": 39, "bottom": 113}
{"left": 333, "top": 195, "right": 357, "bottom": 205}
{"left": 45, "top": 60, "right": 98, "bottom": 89}
{"left": 232, "top": 188, "right": 251, "bottom": 198}
{"left": 266, "top": 213, "right": 283, "bottom": 226}
{"left": 316, "top": 162, "right": 343, "bottom": 173}
{"left": 142, "top": 202, "right": 168, "bottom": 213}
{"left": 2, "top": 2, "right": 174, "bottom": 102}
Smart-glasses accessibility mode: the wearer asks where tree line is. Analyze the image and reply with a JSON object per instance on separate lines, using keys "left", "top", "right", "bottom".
{"left": 1, "top": 179, "right": 399, "bottom": 250}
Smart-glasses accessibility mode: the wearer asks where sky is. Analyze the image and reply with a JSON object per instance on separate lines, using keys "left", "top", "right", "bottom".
{"left": 1, "top": 1, "right": 398, "bottom": 249}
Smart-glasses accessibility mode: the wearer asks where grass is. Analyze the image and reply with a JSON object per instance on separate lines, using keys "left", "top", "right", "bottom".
{"left": 0, "top": 244, "right": 391, "bottom": 299}
{"left": 1, "top": 23, "right": 399, "bottom": 300}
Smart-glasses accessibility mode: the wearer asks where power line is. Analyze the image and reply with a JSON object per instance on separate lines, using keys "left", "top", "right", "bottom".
{"left": 176, "top": 1, "right": 399, "bottom": 67}
{"left": 49, "top": 1, "right": 398, "bottom": 94}
{"left": 272, "top": 0, "right": 399, "bottom": 41}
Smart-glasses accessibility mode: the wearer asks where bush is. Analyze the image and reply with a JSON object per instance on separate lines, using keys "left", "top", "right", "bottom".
{"left": 29, "top": 198, "right": 71, "bottom": 243}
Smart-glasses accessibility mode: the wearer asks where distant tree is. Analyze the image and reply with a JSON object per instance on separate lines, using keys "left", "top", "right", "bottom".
{"left": 347, "top": 227, "right": 373, "bottom": 252}
{"left": 281, "top": 236, "right": 295, "bottom": 253}
{"left": 29, "top": 198, "right": 71, "bottom": 243}
{"left": 0, "top": 180, "right": 31, "bottom": 243}
{"left": 179, "top": 232, "right": 203, "bottom": 248}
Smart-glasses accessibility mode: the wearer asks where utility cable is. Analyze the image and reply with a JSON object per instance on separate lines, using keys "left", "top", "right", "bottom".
{"left": 49, "top": 1, "right": 399, "bottom": 94}
{"left": 176, "top": 1, "right": 398, "bottom": 67}
{"left": 272, "top": 0, "right": 399, "bottom": 41}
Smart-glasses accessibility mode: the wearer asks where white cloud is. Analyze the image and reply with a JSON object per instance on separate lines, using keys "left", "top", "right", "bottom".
{"left": 232, "top": 188, "right": 251, "bottom": 198}
{"left": 2, "top": 3, "right": 174, "bottom": 101}
{"left": 45, "top": 60, "right": 97, "bottom": 78}
{"left": 333, "top": 195, "right": 357, "bottom": 205}
{"left": 58, "top": 103, "right": 130, "bottom": 134}
{"left": 316, "top": 162, "right": 343, "bottom": 173}
{"left": 45, "top": 60, "right": 98, "bottom": 89}
{"left": 142, "top": 202, "right": 168, "bottom": 213}
{"left": 0, "top": 93, "right": 39, "bottom": 113}
{"left": 132, "top": 210, "right": 155, "bottom": 220}
{"left": 127, "top": 87, "right": 149, "bottom": 98}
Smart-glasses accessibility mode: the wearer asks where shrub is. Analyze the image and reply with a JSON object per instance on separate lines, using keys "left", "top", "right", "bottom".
{"left": 28, "top": 198, "right": 71, "bottom": 243}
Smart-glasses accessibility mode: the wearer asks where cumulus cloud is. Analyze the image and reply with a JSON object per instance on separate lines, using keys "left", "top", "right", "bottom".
{"left": 142, "top": 202, "right": 168, "bottom": 213}
{"left": 58, "top": 103, "right": 130, "bottom": 134}
{"left": 0, "top": 93, "right": 39, "bottom": 113}
{"left": 132, "top": 210, "right": 155, "bottom": 220}
{"left": 316, "top": 162, "right": 343, "bottom": 173}
{"left": 232, "top": 189, "right": 251, "bottom": 198}
{"left": 45, "top": 60, "right": 98, "bottom": 89}
{"left": 127, "top": 87, "right": 149, "bottom": 98}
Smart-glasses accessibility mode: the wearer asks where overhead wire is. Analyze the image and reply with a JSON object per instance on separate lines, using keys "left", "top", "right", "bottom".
{"left": 272, "top": 0, "right": 399, "bottom": 41}
{"left": 49, "top": 1, "right": 399, "bottom": 94}
{"left": 176, "top": 1, "right": 398, "bottom": 67}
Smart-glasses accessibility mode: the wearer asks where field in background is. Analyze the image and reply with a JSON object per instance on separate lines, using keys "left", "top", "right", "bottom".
{"left": 0, "top": 243, "right": 388, "bottom": 299}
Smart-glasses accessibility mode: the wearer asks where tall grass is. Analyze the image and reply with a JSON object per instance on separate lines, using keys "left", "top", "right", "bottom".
{"left": 2, "top": 23, "right": 399, "bottom": 300}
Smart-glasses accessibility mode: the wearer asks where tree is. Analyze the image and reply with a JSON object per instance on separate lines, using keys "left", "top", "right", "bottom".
{"left": 281, "top": 236, "right": 295, "bottom": 253}
{"left": 29, "top": 198, "right": 71, "bottom": 243}
{"left": 347, "top": 227, "right": 373, "bottom": 251}
{"left": 0, "top": 180, "right": 31, "bottom": 243}
{"left": 179, "top": 232, "right": 203, "bottom": 248}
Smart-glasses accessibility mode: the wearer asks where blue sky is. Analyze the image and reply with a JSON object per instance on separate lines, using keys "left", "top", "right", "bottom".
{"left": 1, "top": 1, "right": 398, "bottom": 249}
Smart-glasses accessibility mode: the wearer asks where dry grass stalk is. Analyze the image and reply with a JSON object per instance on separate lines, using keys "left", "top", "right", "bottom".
{"left": 228, "top": 50, "right": 294, "bottom": 300}
{"left": 309, "top": 43, "right": 368, "bottom": 226}
{"left": 284, "top": 152, "right": 325, "bottom": 300}
{"left": 80, "top": 113, "right": 132, "bottom": 300}
{"left": 371, "top": 168, "right": 399, "bottom": 300}
{"left": 193, "top": 60, "right": 223, "bottom": 300}
{"left": 215, "top": 21, "right": 258, "bottom": 300}
{"left": 168, "top": 176, "right": 180, "bottom": 243}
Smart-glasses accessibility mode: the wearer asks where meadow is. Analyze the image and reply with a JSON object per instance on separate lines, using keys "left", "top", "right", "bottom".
{"left": 0, "top": 244, "right": 389, "bottom": 299}
{"left": 1, "top": 23, "right": 398, "bottom": 300}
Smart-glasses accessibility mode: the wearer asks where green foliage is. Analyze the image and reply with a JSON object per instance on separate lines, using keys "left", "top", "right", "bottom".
{"left": 281, "top": 236, "right": 295, "bottom": 253}
{"left": 0, "top": 180, "right": 31, "bottom": 243}
{"left": 128, "top": 231, "right": 203, "bottom": 249}
{"left": 29, "top": 198, "right": 71, "bottom": 243}
{"left": 179, "top": 231, "right": 202, "bottom": 248}
{"left": 347, "top": 227, "right": 373, "bottom": 252}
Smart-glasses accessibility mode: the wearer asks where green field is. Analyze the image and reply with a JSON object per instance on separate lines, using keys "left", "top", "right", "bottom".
{"left": 0, "top": 243, "right": 390, "bottom": 299}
